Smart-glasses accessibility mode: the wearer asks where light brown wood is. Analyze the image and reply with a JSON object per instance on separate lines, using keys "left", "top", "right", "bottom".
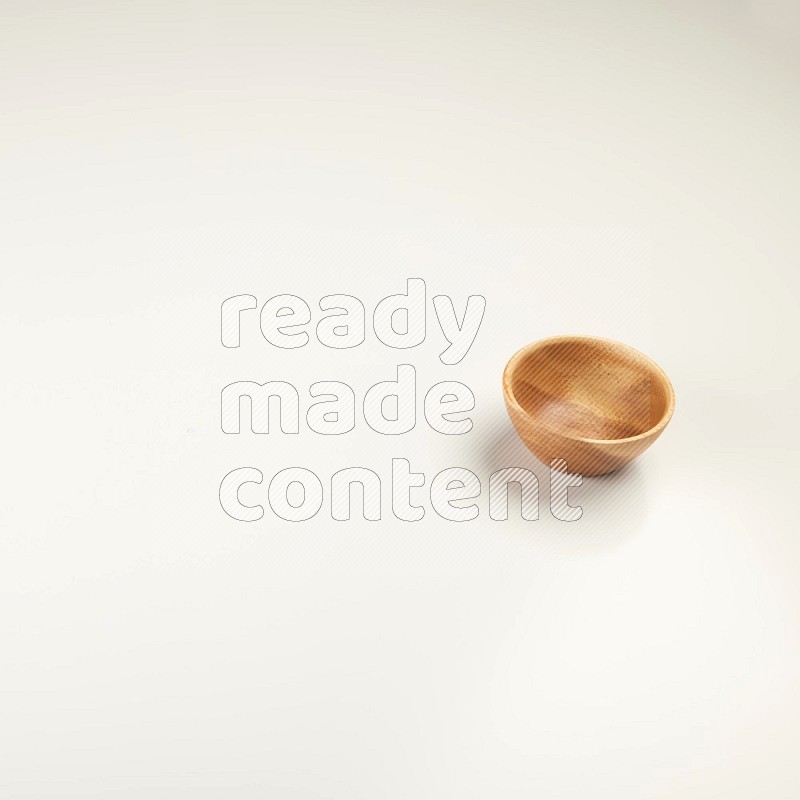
{"left": 502, "top": 336, "right": 675, "bottom": 476}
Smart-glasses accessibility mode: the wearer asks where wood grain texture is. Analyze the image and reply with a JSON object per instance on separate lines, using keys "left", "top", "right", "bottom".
{"left": 503, "top": 336, "right": 675, "bottom": 476}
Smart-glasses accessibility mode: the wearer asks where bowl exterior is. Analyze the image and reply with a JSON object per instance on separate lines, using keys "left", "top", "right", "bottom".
{"left": 503, "top": 393, "right": 665, "bottom": 476}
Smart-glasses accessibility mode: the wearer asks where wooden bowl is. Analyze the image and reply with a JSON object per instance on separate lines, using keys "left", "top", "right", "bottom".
{"left": 502, "top": 336, "right": 675, "bottom": 476}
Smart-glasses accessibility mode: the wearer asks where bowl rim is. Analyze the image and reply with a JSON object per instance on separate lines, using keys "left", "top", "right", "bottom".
{"left": 502, "top": 335, "right": 676, "bottom": 445}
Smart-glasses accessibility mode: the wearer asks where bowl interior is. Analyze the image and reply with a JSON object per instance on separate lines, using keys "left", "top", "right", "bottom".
{"left": 509, "top": 338, "right": 673, "bottom": 441}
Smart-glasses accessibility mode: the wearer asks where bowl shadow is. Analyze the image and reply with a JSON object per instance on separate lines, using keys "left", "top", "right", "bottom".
{"left": 474, "top": 413, "right": 648, "bottom": 555}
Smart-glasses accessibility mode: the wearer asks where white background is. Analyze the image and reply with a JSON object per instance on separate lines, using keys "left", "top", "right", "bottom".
{"left": 2, "top": 1, "right": 800, "bottom": 797}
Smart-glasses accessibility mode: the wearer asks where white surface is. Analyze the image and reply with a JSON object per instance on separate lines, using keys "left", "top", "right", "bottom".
{"left": 2, "top": 1, "right": 800, "bottom": 797}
